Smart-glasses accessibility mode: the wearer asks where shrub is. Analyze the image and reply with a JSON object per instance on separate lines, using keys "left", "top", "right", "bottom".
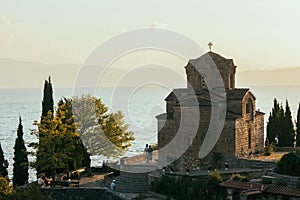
{"left": 208, "top": 169, "right": 222, "bottom": 182}
{"left": 0, "top": 177, "right": 13, "bottom": 198}
{"left": 264, "top": 144, "right": 274, "bottom": 156}
{"left": 277, "top": 150, "right": 300, "bottom": 176}
{"left": 231, "top": 174, "right": 249, "bottom": 182}
{"left": 151, "top": 174, "right": 227, "bottom": 200}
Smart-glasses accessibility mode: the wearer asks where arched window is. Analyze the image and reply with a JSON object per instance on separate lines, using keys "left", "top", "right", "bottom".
{"left": 246, "top": 99, "right": 253, "bottom": 114}
{"left": 248, "top": 128, "right": 251, "bottom": 149}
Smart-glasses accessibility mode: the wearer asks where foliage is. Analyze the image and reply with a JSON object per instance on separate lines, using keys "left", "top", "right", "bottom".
{"left": 267, "top": 99, "right": 283, "bottom": 144}
{"left": 0, "top": 176, "right": 13, "bottom": 198}
{"left": 36, "top": 77, "right": 54, "bottom": 175}
{"left": 264, "top": 144, "right": 274, "bottom": 156}
{"left": 32, "top": 102, "right": 85, "bottom": 178}
{"left": 209, "top": 169, "right": 222, "bottom": 182}
{"left": 282, "top": 100, "right": 295, "bottom": 146}
{"left": 230, "top": 174, "right": 248, "bottom": 182}
{"left": 296, "top": 103, "right": 300, "bottom": 147}
{"left": 277, "top": 150, "right": 300, "bottom": 176}
{"left": 151, "top": 174, "right": 226, "bottom": 200}
{"left": 0, "top": 142, "right": 8, "bottom": 178}
{"left": 41, "top": 77, "right": 54, "bottom": 118}
{"left": 72, "top": 94, "right": 135, "bottom": 158}
{"left": 33, "top": 91, "right": 134, "bottom": 178}
{"left": 267, "top": 99, "right": 295, "bottom": 147}
{"left": 13, "top": 117, "right": 29, "bottom": 187}
{"left": 275, "top": 178, "right": 287, "bottom": 186}
{"left": 0, "top": 181, "right": 52, "bottom": 200}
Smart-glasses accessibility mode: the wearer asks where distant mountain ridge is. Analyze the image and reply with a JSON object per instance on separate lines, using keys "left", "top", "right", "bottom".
{"left": 237, "top": 67, "right": 300, "bottom": 86}
{"left": 0, "top": 58, "right": 79, "bottom": 88}
{"left": 1, "top": 58, "right": 300, "bottom": 88}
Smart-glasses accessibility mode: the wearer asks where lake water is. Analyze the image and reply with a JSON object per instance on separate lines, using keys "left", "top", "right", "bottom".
{"left": 0, "top": 86, "right": 300, "bottom": 182}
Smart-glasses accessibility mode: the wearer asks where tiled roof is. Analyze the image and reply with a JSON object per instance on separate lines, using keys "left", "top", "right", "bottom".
{"left": 226, "top": 110, "right": 242, "bottom": 118}
{"left": 165, "top": 88, "right": 226, "bottom": 103}
{"left": 165, "top": 88, "right": 190, "bottom": 101}
{"left": 220, "top": 181, "right": 262, "bottom": 190}
{"left": 155, "top": 113, "right": 167, "bottom": 119}
{"left": 221, "top": 181, "right": 300, "bottom": 198}
{"left": 180, "top": 97, "right": 214, "bottom": 106}
{"left": 264, "top": 185, "right": 300, "bottom": 197}
{"left": 227, "top": 88, "right": 250, "bottom": 100}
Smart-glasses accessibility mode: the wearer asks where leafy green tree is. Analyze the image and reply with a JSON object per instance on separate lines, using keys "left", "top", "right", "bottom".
{"left": 33, "top": 108, "right": 83, "bottom": 179}
{"left": 296, "top": 103, "right": 300, "bottom": 147}
{"left": 72, "top": 95, "right": 135, "bottom": 158}
{"left": 282, "top": 100, "right": 295, "bottom": 146}
{"left": 0, "top": 143, "right": 8, "bottom": 178}
{"left": 56, "top": 98, "right": 87, "bottom": 171}
{"left": 13, "top": 117, "right": 29, "bottom": 187}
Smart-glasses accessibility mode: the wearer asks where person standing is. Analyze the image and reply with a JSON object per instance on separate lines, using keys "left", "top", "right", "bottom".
{"left": 265, "top": 137, "right": 269, "bottom": 146}
{"left": 37, "top": 174, "right": 43, "bottom": 187}
{"left": 144, "top": 144, "right": 149, "bottom": 163}
{"left": 148, "top": 145, "right": 153, "bottom": 163}
{"left": 110, "top": 180, "right": 116, "bottom": 191}
{"left": 274, "top": 135, "right": 279, "bottom": 147}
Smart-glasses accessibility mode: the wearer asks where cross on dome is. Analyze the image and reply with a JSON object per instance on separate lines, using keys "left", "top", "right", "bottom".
{"left": 208, "top": 42, "right": 213, "bottom": 52}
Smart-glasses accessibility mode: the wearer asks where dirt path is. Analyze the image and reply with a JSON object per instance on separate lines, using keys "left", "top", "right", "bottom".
{"left": 79, "top": 173, "right": 106, "bottom": 187}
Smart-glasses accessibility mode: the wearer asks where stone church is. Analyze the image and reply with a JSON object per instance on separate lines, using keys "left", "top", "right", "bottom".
{"left": 156, "top": 50, "right": 264, "bottom": 170}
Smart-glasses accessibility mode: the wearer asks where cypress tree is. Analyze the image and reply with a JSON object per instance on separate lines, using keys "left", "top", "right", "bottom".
{"left": 296, "top": 103, "right": 300, "bottom": 147}
{"left": 13, "top": 116, "right": 29, "bottom": 187}
{"left": 267, "top": 99, "right": 283, "bottom": 143}
{"left": 41, "top": 76, "right": 54, "bottom": 117}
{"left": 0, "top": 142, "right": 8, "bottom": 178}
{"left": 282, "top": 100, "right": 295, "bottom": 146}
{"left": 37, "top": 76, "right": 54, "bottom": 175}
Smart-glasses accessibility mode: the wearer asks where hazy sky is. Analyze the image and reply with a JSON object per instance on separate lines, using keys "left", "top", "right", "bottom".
{"left": 1, "top": 1, "right": 300, "bottom": 87}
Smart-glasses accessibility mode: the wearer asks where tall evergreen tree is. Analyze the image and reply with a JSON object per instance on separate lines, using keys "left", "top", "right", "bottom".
{"left": 0, "top": 142, "right": 8, "bottom": 178}
{"left": 282, "top": 100, "right": 295, "bottom": 146}
{"left": 13, "top": 117, "right": 29, "bottom": 187}
{"left": 296, "top": 103, "right": 300, "bottom": 147}
{"left": 37, "top": 76, "right": 54, "bottom": 175}
{"left": 267, "top": 99, "right": 284, "bottom": 144}
{"left": 41, "top": 76, "right": 54, "bottom": 118}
